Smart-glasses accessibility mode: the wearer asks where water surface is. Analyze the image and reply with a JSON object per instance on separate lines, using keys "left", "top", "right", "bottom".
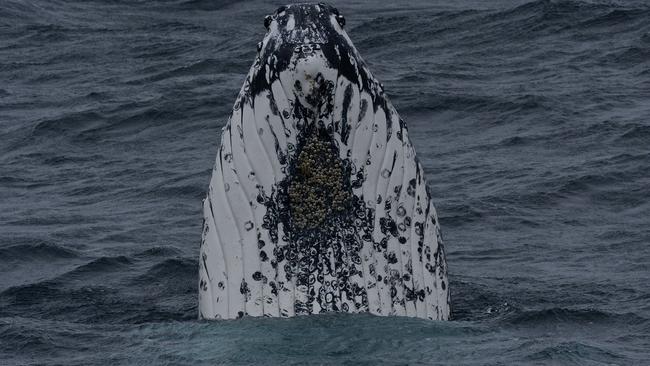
{"left": 1, "top": 0, "right": 649, "bottom": 364}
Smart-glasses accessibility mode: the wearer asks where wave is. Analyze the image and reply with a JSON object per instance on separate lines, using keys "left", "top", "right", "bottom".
{"left": 0, "top": 281, "right": 191, "bottom": 323}
{"left": 355, "top": 0, "right": 650, "bottom": 60}
{"left": 490, "top": 122, "right": 650, "bottom": 154}
{"left": 63, "top": 256, "right": 133, "bottom": 276}
{"left": 124, "top": 59, "right": 241, "bottom": 85}
{"left": 451, "top": 0, "right": 610, "bottom": 45}
{"left": 134, "top": 258, "right": 196, "bottom": 282}
{"left": 176, "top": 0, "right": 242, "bottom": 11}
{"left": 525, "top": 341, "right": 625, "bottom": 364}
{"left": 0, "top": 257, "right": 197, "bottom": 323}
{"left": 440, "top": 203, "right": 484, "bottom": 228}
{"left": 502, "top": 307, "right": 647, "bottom": 327}
{"left": 619, "top": 124, "right": 650, "bottom": 141}
{"left": 485, "top": 167, "right": 647, "bottom": 212}
{"left": 575, "top": 8, "right": 650, "bottom": 30}
{"left": 450, "top": 277, "right": 517, "bottom": 321}
{"left": 0, "top": 0, "right": 60, "bottom": 25}
{"left": 131, "top": 40, "right": 197, "bottom": 60}
{"left": 399, "top": 92, "right": 547, "bottom": 114}
{"left": 28, "top": 101, "right": 199, "bottom": 143}
{"left": 31, "top": 111, "right": 105, "bottom": 138}
{"left": 487, "top": 0, "right": 649, "bottom": 30}
{"left": 0, "top": 242, "right": 79, "bottom": 262}
{"left": 134, "top": 246, "right": 183, "bottom": 258}
{"left": 601, "top": 45, "right": 650, "bottom": 66}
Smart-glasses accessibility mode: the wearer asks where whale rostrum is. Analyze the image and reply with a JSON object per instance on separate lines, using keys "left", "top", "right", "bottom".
{"left": 199, "top": 3, "right": 450, "bottom": 320}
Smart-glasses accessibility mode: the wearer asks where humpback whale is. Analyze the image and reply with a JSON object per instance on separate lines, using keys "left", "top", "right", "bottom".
{"left": 199, "top": 3, "right": 449, "bottom": 320}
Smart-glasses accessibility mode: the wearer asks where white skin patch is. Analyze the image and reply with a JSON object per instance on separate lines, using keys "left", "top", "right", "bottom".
{"left": 286, "top": 15, "right": 295, "bottom": 31}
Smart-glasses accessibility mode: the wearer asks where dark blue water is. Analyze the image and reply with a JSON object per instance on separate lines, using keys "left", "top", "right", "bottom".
{"left": 1, "top": 0, "right": 649, "bottom": 364}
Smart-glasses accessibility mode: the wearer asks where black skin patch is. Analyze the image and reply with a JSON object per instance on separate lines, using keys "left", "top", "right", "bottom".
{"left": 340, "top": 84, "right": 354, "bottom": 144}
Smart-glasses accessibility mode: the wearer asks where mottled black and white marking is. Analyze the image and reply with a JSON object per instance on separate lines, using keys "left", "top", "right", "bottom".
{"left": 199, "top": 3, "right": 449, "bottom": 320}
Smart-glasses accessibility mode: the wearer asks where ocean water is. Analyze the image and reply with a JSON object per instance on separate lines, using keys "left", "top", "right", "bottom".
{"left": 1, "top": 0, "right": 649, "bottom": 364}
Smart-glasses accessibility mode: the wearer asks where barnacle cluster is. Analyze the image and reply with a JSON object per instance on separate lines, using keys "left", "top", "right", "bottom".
{"left": 288, "top": 129, "right": 350, "bottom": 231}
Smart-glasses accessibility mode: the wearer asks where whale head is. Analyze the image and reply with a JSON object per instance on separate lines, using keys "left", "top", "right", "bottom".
{"left": 201, "top": 3, "right": 450, "bottom": 321}
{"left": 247, "top": 3, "right": 377, "bottom": 114}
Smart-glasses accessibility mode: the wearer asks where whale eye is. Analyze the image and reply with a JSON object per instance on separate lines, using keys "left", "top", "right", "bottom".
{"left": 336, "top": 14, "right": 345, "bottom": 27}
{"left": 257, "top": 42, "right": 263, "bottom": 53}
{"left": 264, "top": 15, "right": 273, "bottom": 30}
